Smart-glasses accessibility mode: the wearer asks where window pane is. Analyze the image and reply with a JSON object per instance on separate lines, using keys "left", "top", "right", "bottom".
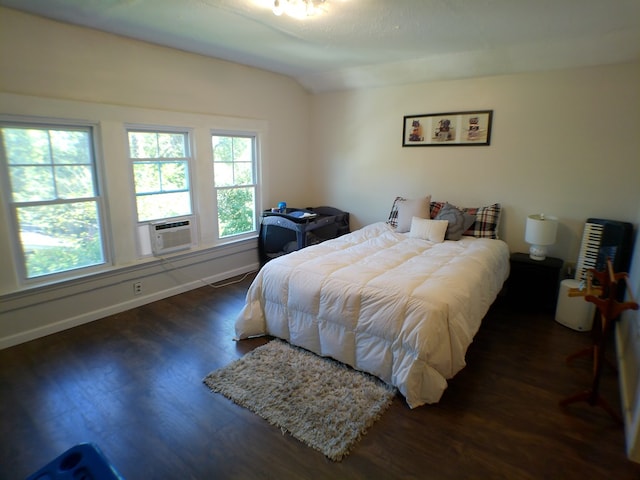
{"left": 134, "top": 161, "right": 188, "bottom": 194}
{"left": 136, "top": 191, "right": 191, "bottom": 222}
{"left": 234, "top": 162, "right": 253, "bottom": 185}
{"left": 1, "top": 123, "right": 106, "bottom": 281}
{"left": 217, "top": 187, "right": 256, "bottom": 237}
{"left": 5, "top": 128, "right": 95, "bottom": 202}
{"left": 9, "top": 165, "right": 55, "bottom": 202}
{"left": 133, "top": 162, "right": 161, "bottom": 193}
{"left": 213, "top": 162, "right": 233, "bottom": 187}
{"left": 212, "top": 136, "right": 254, "bottom": 186}
{"left": 212, "top": 134, "right": 257, "bottom": 239}
{"left": 51, "top": 130, "right": 91, "bottom": 165}
{"left": 157, "top": 133, "right": 186, "bottom": 158}
{"left": 232, "top": 137, "right": 252, "bottom": 161}
{"left": 17, "top": 202, "right": 104, "bottom": 278}
{"left": 128, "top": 131, "right": 159, "bottom": 158}
{"left": 212, "top": 136, "right": 232, "bottom": 162}
{"left": 129, "top": 131, "right": 187, "bottom": 159}
{"left": 56, "top": 165, "right": 95, "bottom": 198}
{"left": 3, "top": 128, "right": 51, "bottom": 165}
{"left": 160, "top": 161, "right": 188, "bottom": 191}
{"left": 129, "top": 129, "right": 192, "bottom": 224}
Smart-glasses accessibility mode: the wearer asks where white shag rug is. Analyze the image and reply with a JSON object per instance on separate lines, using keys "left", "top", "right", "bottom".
{"left": 203, "top": 339, "right": 396, "bottom": 461}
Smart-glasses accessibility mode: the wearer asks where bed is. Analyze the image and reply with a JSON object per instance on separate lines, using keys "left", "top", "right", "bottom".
{"left": 235, "top": 198, "right": 510, "bottom": 408}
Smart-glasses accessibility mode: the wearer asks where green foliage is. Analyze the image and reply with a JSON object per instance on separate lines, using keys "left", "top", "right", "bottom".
{"left": 19, "top": 202, "right": 104, "bottom": 277}
{"left": 217, "top": 187, "right": 255, "bottom": 237}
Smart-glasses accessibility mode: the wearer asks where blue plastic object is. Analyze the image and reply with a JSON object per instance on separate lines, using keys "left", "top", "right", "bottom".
{"left": 27, "top": 443, "right": 124, "bottom": 480}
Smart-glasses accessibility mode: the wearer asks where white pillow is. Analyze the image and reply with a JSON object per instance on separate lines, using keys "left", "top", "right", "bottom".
{"left": 408, "top": 217, "right": 448, "bottom": 243}
{"left": 395, "top": 195, "right": 431, "bottom": 233}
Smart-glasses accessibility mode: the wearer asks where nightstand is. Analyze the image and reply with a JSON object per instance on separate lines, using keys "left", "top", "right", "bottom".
{"left": 507, "top": 253, "right": 563, "bottom": 312}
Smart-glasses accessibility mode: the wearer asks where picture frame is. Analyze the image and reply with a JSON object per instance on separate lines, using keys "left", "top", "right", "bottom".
{"left": 402, "top": 110, "right": 493, "bottom": 147}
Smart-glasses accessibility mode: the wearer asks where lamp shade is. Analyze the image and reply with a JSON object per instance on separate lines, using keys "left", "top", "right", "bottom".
{"left": 525, "top": 214, "right": 558, "bottom": 260}
{"left": 525, "top": 214, "right": 558, "bottom": 245}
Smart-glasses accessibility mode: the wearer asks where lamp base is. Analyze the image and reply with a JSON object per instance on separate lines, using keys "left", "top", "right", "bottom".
{"left": 529, "top": 244, "right": 547, "bottom": 261}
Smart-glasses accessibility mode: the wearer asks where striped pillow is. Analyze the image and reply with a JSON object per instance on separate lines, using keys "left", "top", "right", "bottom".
{"left": 429, "top": 201, "right": 446, "bottom": 219}
{"left": 430, "top": 201, "right": 502, "bottom": 239}
{"left": 461, "top": 203, "right": 502, "bottom": 239}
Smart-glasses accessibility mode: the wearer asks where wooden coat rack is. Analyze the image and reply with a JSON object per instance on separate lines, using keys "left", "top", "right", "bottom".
{"left": 560, "top": 259, "right": 638, "bottom": 423}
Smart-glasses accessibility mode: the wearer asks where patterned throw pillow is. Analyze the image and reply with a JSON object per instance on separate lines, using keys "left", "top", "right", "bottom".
{"left": 429, "top": 201, "right": 446, "bottom": 219}
{"left": 434, "top": 203, "right": 476, "bottom": 240}
{"left": 461, "top": 203, "right": 502, "bottom": 239}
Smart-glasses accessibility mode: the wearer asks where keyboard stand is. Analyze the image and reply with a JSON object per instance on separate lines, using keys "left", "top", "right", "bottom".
{"left": 559, "top": 260, "right": 638, "bottom": 424}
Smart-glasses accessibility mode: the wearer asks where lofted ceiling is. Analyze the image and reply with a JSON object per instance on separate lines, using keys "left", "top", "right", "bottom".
{"left": 1, "top": 0, "right": 639, "bottom": 93}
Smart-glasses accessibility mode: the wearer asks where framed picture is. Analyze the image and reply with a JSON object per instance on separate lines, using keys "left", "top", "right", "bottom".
{"left": 402, "top": 110, "right": 493, "bottom": 147}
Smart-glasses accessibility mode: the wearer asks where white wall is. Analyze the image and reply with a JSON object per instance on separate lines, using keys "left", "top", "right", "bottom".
{"left": 309, "top": 63, "right": 640, "bottom": 265}
{"left": 309, "top": 60, "right": 640, "bottom": 463}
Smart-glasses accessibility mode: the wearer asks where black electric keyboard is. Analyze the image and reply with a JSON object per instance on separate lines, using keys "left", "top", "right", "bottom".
{"left": 574, "top": 218, "right": 633, "bottom": 282}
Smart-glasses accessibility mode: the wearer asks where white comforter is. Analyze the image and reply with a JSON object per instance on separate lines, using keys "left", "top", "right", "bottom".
{"left": 235, "top": 222, "right": 510, "bottom": 408}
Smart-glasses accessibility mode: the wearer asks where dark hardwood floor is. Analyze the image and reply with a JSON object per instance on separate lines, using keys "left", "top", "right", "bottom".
{"left": 1, "top": 272, "right": 639, "bottom": 479}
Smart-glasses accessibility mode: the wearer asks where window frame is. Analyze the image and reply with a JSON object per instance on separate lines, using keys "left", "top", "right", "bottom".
{"left": 211, "top": 130, "right": 260, "bottom": 242}
{"left": 0, "top": 117, "right": 111, "bottom": 285}
{"left": 126, "top": 125, "right": 195, "bottom": 225}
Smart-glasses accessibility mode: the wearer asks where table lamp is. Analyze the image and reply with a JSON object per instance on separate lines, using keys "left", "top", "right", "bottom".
{"left": 525, "top": 214, "right": 558, "bottom": 261}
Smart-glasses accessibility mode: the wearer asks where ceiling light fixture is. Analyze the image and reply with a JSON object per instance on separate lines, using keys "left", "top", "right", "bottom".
{"left": 273, "top": 0, "right": 326, "bottom": 18}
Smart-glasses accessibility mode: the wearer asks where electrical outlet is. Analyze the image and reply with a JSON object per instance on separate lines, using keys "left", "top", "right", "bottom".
{"left": 133, "top": 281, "right": 142, "bottom": 295}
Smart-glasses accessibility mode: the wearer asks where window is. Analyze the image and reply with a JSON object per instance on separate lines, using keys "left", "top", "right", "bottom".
{"left": 0, "top": 123, "right": 107, "bottom": 280}
{"left": 128, "top": 129, "right": 192, "bottom": 222}
{"left": 212, "top": 134, "right": 257, "bottom": 239}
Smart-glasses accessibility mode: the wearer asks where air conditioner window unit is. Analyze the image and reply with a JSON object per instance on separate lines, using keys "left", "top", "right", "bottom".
{"left": 149, "top": 218, "right": 193, "bottom": 255}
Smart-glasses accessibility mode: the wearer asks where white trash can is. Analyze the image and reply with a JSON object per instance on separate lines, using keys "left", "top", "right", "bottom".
{"left": 555, "top": 279, "right": 596, "bottom": 331}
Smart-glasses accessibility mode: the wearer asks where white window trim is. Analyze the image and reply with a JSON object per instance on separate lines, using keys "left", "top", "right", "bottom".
{"left": 211, "top": 129, "right": 261, "bottom": 243}
{"left": 126, "top": 124, "right": 196, "bottom": 224}
{"left": 0, "top": 115, "right": 113, "bottom": 286}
